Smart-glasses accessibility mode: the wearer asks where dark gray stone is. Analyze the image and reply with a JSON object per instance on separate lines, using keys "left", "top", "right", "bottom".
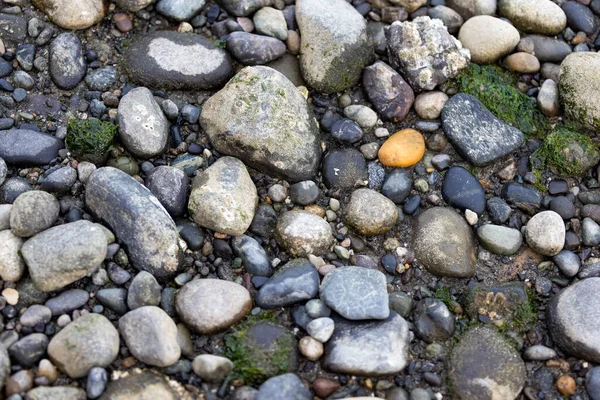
{"left": 563, "top": 1, "right": 597, "bottom": 34}
{"left": 226, "top": 32, "right": 286, "bottom": 65}
{"left": 501, "top": 183, "right": 541, "bottom": 215}
{"left": 39, "top": 166, "right": 77, "bottom": 194}
{"left": 45, "top": 289, "right": 90, "bottom": 316}
{"left": 0, "top": 129, "right": 63, "bottom": 166}
{"left": 232, "top": 235, "right": 272, "bottom": 277}
{"left": 216, "top": 0, "right": 271, "bottom": 16}
{"left": 413, "top": 298, "right": 455, "bottom": 343}
{"left": 49, "top": 33, "right": 86, "bottom": 90}
{"left": 249, "top": 205, "right": 277, "bottom": 239}
{"left": 526, "top": 35, "right": 572, "bottom": 63}
{"left": 85, "top": 67, "right": 116, "bottom": 91}
{"left": 124, "top": 31, "right": 233, "bottom": 90}
{"left": 588, "top": 367, "right": 600, "bottom": 400}
{"left": 382, "top": 169, "right": 412, "bottom": 204}
{"left": 8, "top": 333, "right": 47, "bottom": 367}
{"left": 85, "top": 167, "right": 182, "bottom": 279}
{"left": 363, "top": 60, "right": 415, "bottom": 122}
{"left": 289, "top": 181, "right": 319, "bottom": 206}
{"left": 256, "top": 259, "right": 319, "bottom": 308}
{"left": 0, "top": 177, "right": 31, "bottom": 203}
{"left": 127, "top": 271, "right": 162, "bottom": 310}
{"left": 96, "top": 288, "right": 128, "bottom": 315}
{"left": 145, "top": 166, "right": 188, "bottom": 217}
{"left": 322, "top": 148, "right": 366, "bottom": 189}
{"left": 442, "top": 94, "right": 524, "bottom": 166}
{"left": 553, "top": 250, "right": 580, "bottom": 278}
{"left": 549, "top": 196, "right": 575, "bottom": 220}
{"left": 0, "top": 14, "right": 26, "bottom": 48}
{"left": 441, "top": 166, "right": 485, "bottom": 215}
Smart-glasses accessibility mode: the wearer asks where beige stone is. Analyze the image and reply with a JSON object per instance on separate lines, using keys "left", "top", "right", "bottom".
{"left": 458, "top": 16, "right": 520, "bottom": 64}
{"left": 32, "top": 0, "right": 106, "bottom": 30}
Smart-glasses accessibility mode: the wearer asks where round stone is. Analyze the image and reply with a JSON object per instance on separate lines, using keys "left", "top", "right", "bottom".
{"left": 343, "top": 105, "right": 378, "bottom": 130}
{"left": 378, "top": 129, "right": 425, "bottom": 168}
{"left": 322, "top": 149, "right": 367, "bottom": 189}
{"left": 477, "top": 224, "right": 523, "bottom": 256}
{"left": 330, "top": 118, "right": 364, "bottom": 144}
{"left": 192, "top": 354, "right": 234, "bottom": 382}
{"left": 525, "top": 211, "right": 565, "bottom": 256}
{"left": 559, "top": 52, "right": 600, "bottom": 130}
{"left": 414, "top": 91, "right": 448, "bottom": 120}
{"left": 344, "top": 188, "right": 398, "bottom": 236}
{"left": 441, "top": 166, "right": 486, "bottom": 215}
{"left": 504, "top": 52, "right": 540, "bottom": 73}
{"left": 275, "top": 210, "right": 333, "bottom": 257}
{"left": 458, "top": 16, "right": 520, "bottom": 64}
{"left": 299, "top": 336, "right": 323, "bottom": 361}
{"left": 553, "top": 250, "right": 580, "bottom": 278}
{"left": 498, "top": 0, "right": 566, "bottom": 35}
{"left": 381, "top": 169, "right": 412, "bottom": 204}
{"left": 32, "top": 0, "right": 106, "bottom": 30}
{"left": 10, "top": 191, "right": 59, "bottom": 238}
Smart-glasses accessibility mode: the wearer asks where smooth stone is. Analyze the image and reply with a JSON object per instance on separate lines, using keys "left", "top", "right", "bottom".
{"left": 0, "top": 129, "right": 63, "bottom": 166}
{"left": 253, "top": 7, "right": 287, "bottom": 40}
{"left": 413, "top": 207, "right": 476, "bottom": 278}
{"left": 0, "top": 158, "right": 5, "bottom": 187}
{"left": 504, "top": 52, "right": 540, "bottom": 73}
{"left": 201, "top": 66, "right": 321, "bottom": 181}
{"left": 257, "top": 373, "right": 311, "bottom": 400}
{"left": 413, "top": 298, "right": 455, "bottom": 343}
{"left": 49, "top": 33, "right": 86, "bottom": 90}
{"left": 559, "top": 52, "right": 600, "bottom": 130}
{"left": 176, "top": 278, "right": 252, "bottom": 334}
{"left": 498, "top": 0, "right": 566, "bottom": 35}
{"left": 527, "top": 35, "right": 571, "bottom": 63}
{"left": 501, "top": 183, "right": 541, "bottom": 215}
{"left": 145, "top": 166, "right": 188, "bottom": 217}
{"left": 39, "top": 166, "right": 77, "bottom": 194}
{"left": 525, "top": 211, "right": 565, "bottom": 256}
{"left": 10, "top": 191, "right": 59, "bottom": 238}
{"left": 192, "top": 355, "right": 234, "bottom": 382}
{"left": 85, "top": 67, "right": 116, "bottom": 91}
{"left": 562, "top": 1, "right": 597, "bottom": 34}
{"left": 48, "top": 314, "right": 119, "bottom": 378}
{"left": 95, "top": 288, "right": 128, "bottom": 315}
{"left": 344, "top": 105, "right": 378, "bottom": 130}
{"left": 344, "top": 188, "right": 398, "bottom": 236}
{"left": 275, "top": 210, "right": 333, "bottom": 257}
{"left": 44, "top": 289, "right": 89, "bottom": 316}
{"left": 458, "top": 15, "right": 519, "bottom": 64}
{"left": 330, "top": 118, "right": 363, "bottom": 144}
{"left": 441, "top": 166, "right": 485, "bottom": 215}
{"left": 8, "top": 333, "right": 47, "bottom": 368}
{"left": 320, "top": 266, "right": 389, "bottom": 320}
{"left": 87, "top": 367, "right": 108, "bottom": 399}
{"left": 0, "top": 230, "right": 25, "bottom": 282}
{"left": 26, "top": 387, "right": 86, "bottom": 400}
{"left": 321, "top": 149, "right": 367, "bottom": 189}
{"left": 382, "top": 169, "right": 412, "bottom": 204}
{"left": 156, "top": 0, "right": 205, "bottom": 21}
{"left": 124, "top": 31, "right": 233, "bottom": 90}
{"left": 296, "top": 0, "right": 372, "bottom": 94}
{"left": 232, "top": 235, "right": 271, "bottom": 276}
{"left": 449, "top": 326, "right": 525, "bottom": 399}
{"left": 226, "top": 32, "right": 286, "bottom": 65}
{"left": 256, "top": 259, "right": 319, "bottom": 308}
{"left": 115, "top": 0, "right": 155, "bottom": 11}
{"left": 547, "top": 277, "right": 600, "bottom": 363}
{"left": 378, "top": 129, "right": 425, "bottom": 168}
{"left": 477, "top": 224, "right": 523, "bottom": 255}
{"left": 322, "top": 312, "right": 409, "bottom": 376}
{"left": 553, "top": 250, "right": 580, "bottom": 278}
{"left": 289, "top": 181, "right": 319, "bottom": 206}
{"left": 32, "top": 0, "right": 105, "bottom": 30}
{"left": 583, "top": 217, "right": 600, "bottom": 247}
{"left": 216, "top": 0, "right": 271, "bottom": 16}
{"left": 414, "top": 91, "right": 448, "bottom": 120}
{"left": 446, "top": 0, "right": 496, "bottom": 19}
{"left": 99, "top": 370, "right": 192, "bottom": 400}
{"left": 524, "top": 345, "right": 557, "bottom": 361}
{"left": 428, "top": 5, "right": 463, "bottom": 33}
{"left": 0, "top": 204, "right": 10, "bottom": 230}
{"left": 386, "top": 17, "right": 470, "bottom": 91}
{"left": 188, "top": 156, "right": 257, "bottom": 236}
{"left": 537, "top": 79, "right": 560, "bottom": 117}
{"left": 85, "top": 167, "right": 182, "bottom": 279}
{"left": 442, "top": 93, "right": 524, "bottom": 166}
{"left": 362, "top": 61, "right": 414, "bottom": 122}
{"left": 587, "top": 367, "right": 600, "bottom": 400}
{"left": 119, "top": 306, "right": 180, "bottom": 367}
{"left": 0, "top": 14, "right": 26, "bottom": 48}
{"left": 307, "top": 317, "right": 334, "bottom": 343}
{"left": 127, "top": 271, "right": 161, "bottom": 309}
{"left": 21, "top": 220, "right": 107, "bottom": 292}
{"left": 0, "top": 178, "right": 32, "bottom": 204}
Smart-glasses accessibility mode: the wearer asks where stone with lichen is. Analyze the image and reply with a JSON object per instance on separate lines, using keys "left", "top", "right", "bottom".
{"left": 385, "top": 16, "right": 470, "bottom": 91}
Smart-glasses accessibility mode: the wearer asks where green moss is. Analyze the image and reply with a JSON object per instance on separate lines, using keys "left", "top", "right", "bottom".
{"left": 212, "top": 39, "right": 226, "bottom": 49}
{"left": 532, "top": 169, "right": 547, "bottom": 193}
{"left": 434, "top": 287, "right": 453, "bottom": 306}
{"left": 456, "top": 64, "right": 550, "bottom": 138}
{"left": 532, "top": 124, "right": 600, "bottom": 176}
{"left": 66, "top": 118, "right": 117, "bottom": 156}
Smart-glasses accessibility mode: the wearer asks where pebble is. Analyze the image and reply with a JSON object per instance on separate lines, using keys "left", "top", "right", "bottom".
{"left": 0, "top": 129, "right": 63, "bottom": 166}
{"left": 0, "top": 231, "right": 24, "bottom": 282}
{"left": 525, "top": 211, "right": 565, "bottom": 256}
{"left": 49, "top": 33, "right": 86, "bottom": 90}
{"left": 85, "top": 67, "right": 116, "bottom": 92}
{"left": 95, "top": 288, "right": 128, "bottom": 315}
{"left": 145, "top": 166, "right": 188, "bottom": 217}
{"left": 86, "top": 367, "right": 107, "bottom": 399}
{"left": 523, "top": 345, "right": 557, "bottom": 361}
{"left": 275, "top": 210, "right": 332, "bottom": 257}
{"left": 498, "top": 0, "right": 566, "bottom": 35}
{"left": 192, "top": 354, "right": 233, "bottom": 382}
{"left": 559, "top": 52, "right": 600, "bottom": 131}
{"left": 45, "top": 289, "right": 89, "bottom": 316}
{"left": 344, "top": 189, "right": 398, "bottom": 236}
{"left": 477, "top": 224, "right": 523, "bottom": 255}
{"left": 256, "top": 259, "right": 319, "bottom": 308}
{"left": 587, "top": 367, "right": 600, "bottom": 400}
{"left": 299, "top": 336, "right": 323, "bottom": 361}
{"left": 441, "top": 166, "right": 486, "bottom": 215}
{"left": 344, "top": 105, "right": 378, "bottom": 130}
{"left": 307, "top": 317, "right": 335, "bottom": 343}
{"left": 583, "top": 217, "right": 600, "bottom": 246}
{"left": 253, "top": 7, "right": 287, "bottom": 40}
{"left": 562, "top": 1, "right": 597, "bottom": 34}
{"left": 127, "top": 271, "right": 162, "bottom": 309}
{"left": 428, "top": 5, "right": 463, "bottom": 33}
{"left": 156, "top": 0, "right": 206, "bottom": 21}
{"left": 20, "top": 305, "right": 51, "bottom": 327}
{"left": 413, "top": 298, "right": 455, "bottom": 343}
{"left": 256, "top": 373, "right": 312, "bottom": 400}
{"left": 31, "top": 0, "right": 105, "bottom": 29}
{"left": 330, "top": 118, "right": 364, "bottom": 144}
{"left": 458, "top": 16, "right": 520, "bottom": 64}
{"left": 382, "top": 169, "right": 412, "bottom": 204}
{"left": 556, "top": 375, "right": 576, "bottom": 396}
{"left": 504, "top": 52, "right": 540, "bottom": 73}
{"left": 414, "top": 91, "right": 448, "bottom": 120}
{"left": 226, "top": 32, "right": 286, "bottom": 65}
{"left": 10, "top": 191, "right": 59, "bottom": 238}
{"left": 378, "top": 129, "right": 425, "bottom": 167}
{"left": 527, "top": 35, "right": 572, "bottom": 63}
{"left": 553, "top": 250, "right": 580, "bottom": 278}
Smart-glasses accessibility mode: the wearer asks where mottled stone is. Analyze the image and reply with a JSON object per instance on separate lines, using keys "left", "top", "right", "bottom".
{"left": 344, "top": 189, "right": 398, "bottom": 236}
{"left": 275, "top": 211, "right": 333, "bottom": 257}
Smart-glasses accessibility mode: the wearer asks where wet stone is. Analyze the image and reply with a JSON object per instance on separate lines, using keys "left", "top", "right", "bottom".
{"left": 256, "top": 259, "right": 319, "bottom": 308}
{"left": 441, "top": 166, "right": 485, "bottom": 215}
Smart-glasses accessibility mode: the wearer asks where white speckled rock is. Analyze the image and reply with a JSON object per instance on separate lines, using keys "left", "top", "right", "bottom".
{"left": 559, "top": 52, "right": 600, "bottom": 130}
{"left": 525, "top": 211, "right": 565, "bottom": 256}
{"left": 296, "top": 0, "right": 372, "bottom": 94}
{"left": 0, "top": 205, "right": 11, "bottom": 231}
{"left": 188, "top": 157, "right": 257, "bottom": 236}
{"left": 32, "top": 0, "right": 106, "bottom": 30}
{"left": 537, "top": 79, "right": 560, "bottom": 117}
{"left": 458, "top": 16, "right": 520, "bottom": 64}
{"left": 118, "top": 87, "right": 169, "bottom": 158}
{"left": 0, "top": 230, "right": 25, "bottom": 282}
{"left": 275, "top": 210, "right": 333, "bottom": 257}
{"left": 498, "top": 0, "right": 566, "bottom": 35}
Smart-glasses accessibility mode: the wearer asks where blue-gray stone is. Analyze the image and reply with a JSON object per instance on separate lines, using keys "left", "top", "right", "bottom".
{"left": 232, "top": 234, "right": 272, "bottom": 277}
{"left": 256, "top": 259, "right": 319, "bottom": 308}
{"left": 226, "top": 32, "right": 286, "bottom": 65}
{"left": 87, "top": 367, "right": 108, "bottom": 399}
{"left": 96, "top": 288, "right": 128, "bottom": 315}
{"left": 256, "top": 373, "right": 311, "bottom": 400}
{"left": 45, "top": 289, "right": 89, "bottom": 316}
{"left": 382, "top": 169, "right": 412, "bottom": 204}
{"left": 0, "top": 129, "right": 63, "bottom": 166}
{"left": 145, "top": 166, "right": 189, "bottom": 217}
{"left": 49, "top": 33, "right": 86, "bottom": 90}
{"left": 442, "top": 166, "right": 485, "bottom": 215}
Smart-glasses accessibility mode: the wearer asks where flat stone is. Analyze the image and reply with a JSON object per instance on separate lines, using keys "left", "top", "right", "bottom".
{"left": 8, "top": 333, "right": 47, "bottom": 368}
{"left": 449, "top": 326, "right": 526, "bottom": 399}
{"left": 322, "top": 312, "right": 409, "bottom": 376}
{"left": 44, "top": 289, "right": 89, "bottom": 316}
{"left": 275, "top": 210, "right": 333, "bottom": 257}
{"left": 21, "top": 220, "right": 107, "bottom": 292}
{"left": 498, "top": 0, "right": 566, "bottom": 35}
{"left": 320, "top": 266, "right": 389, "bottom": 320}
{"left": 256, "top": 259, "right": 319, "bottom": 308}
{"left": 0, "top": 129, "right": 63, "bottom": 166}
{"left": 526, "top": 35, "right": 571, "bottom": 63}
{"left": 477, "top": 224, "right": 523, "bottom": 255}
{"left": 296, "top": 0, "right": 372, "bottom": 94}
{"left": 525, "top": 211, "right": 565, "bottom": 256}
{"left": 32, "top": 0, "right": 105, "bottom": 30}
{"left": 188, "top": 156, "right": 257, "bottom": 236}
{"left": 442, "top": 93, "right": 524, "bottom": 166}
{"left": 49, "top": 33, "right": 86, "bottom": 90}
{"left": 344, "top": 188, "right": 398, "bottom": 236}
{"left": 201, "top": 66, "right": 321, "bottom": 181}
{"left": 176, "top": 278, "right": 252, "bottom": 334}
{"left": 124, "top": 31, "right": 233, "bottom": 90}
{"left": 226, "top": 32, "right": 286, "bottom": 65}
{"left": 441, "top": 166, "right": 486, "bottom": 215}
{"left": 501, "top": 183, "right": 541, "bottom": 215}
{"left": 85, "top": 167, "right": 182, "bottom": 279}
{"left": 118, "top": 87, "right": 169, "bottom": 158}
{"left": 458, "top": 15, "right": 519, "bottom": 64}
{"left": 0, "top": 14, "right": 26, "bottom": 48}
{"left": 413, "top": 298, "right": 455, "bottom": 343}
{"left": 192, "top": 355, "right": 234, "bottom": 383}
{"left": 26, "top": 387, "right": 86, "bottom": 400}
{"left": 48, "top": 314, "right": 119, "bottom": 378}
{"left": 562, "top": 1, "right": 597, "bottom": 34}
{"left": 40, "top": 166, "right": 77, "bottom": 194}
{"left": 412, "top": 207, "right": 476, "bottom": 278}
{"left": 547, "top": 277, "right": 600, "bottom": 363}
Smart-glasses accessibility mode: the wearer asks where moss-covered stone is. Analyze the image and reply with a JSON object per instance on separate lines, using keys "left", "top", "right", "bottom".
{"left": 66, "top": 118, "right": 116, "bottom": 164}
{"left": 224, "top": 317, "right": 297, "bottom": 386}
{"left": 559, "top": 52, "right": 600, "bottom": 131}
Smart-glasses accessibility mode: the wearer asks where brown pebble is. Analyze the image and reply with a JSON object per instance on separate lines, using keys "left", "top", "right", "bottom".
{"left": 313, "top": 377, "right": 340, "bottom": 398}
{"left": 113, "top": 13, "right": 132, "bottom": 32}
{"left": 556, "top": 375, "right": 576, "bottom": 396}
{"left": 6, "top": 370, "right": 34, "bottom": 397}
{"left": 122, "top": 356, "right": 136, "bottom": 368}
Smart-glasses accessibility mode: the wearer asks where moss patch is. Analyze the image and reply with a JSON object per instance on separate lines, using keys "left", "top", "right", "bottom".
{"left": 456, "top": 64, "right": 550, "bottom": 138}
{"left": 66, "top": 118, "right": 117, "bottom": 156}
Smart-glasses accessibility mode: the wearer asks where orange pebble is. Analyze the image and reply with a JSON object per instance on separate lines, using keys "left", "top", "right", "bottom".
{"left": 556, "top": 375, "right": 576, "bottom": 396}
{"left": 378, "top": 128, "right": 425, "bottom": 167}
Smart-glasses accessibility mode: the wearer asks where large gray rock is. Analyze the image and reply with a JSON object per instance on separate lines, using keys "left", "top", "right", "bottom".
{"left": 344, "top": 188, "right": 398, "bottom": 236}
{"left": 0, "top": 129, "right": 63, "bottom": 166}
{"left": 498, "top": 0, "right": 566, "bottom": 35}
{"left": 117, "top": 87, "right": 169, "bottom": 158}
{"left": 49, "top": 33, "right": 86, "bottom": 90}
{"left": 201, "top": 66, "right": 321, "bottom": 181}
{"left": 32, "top": 0, "right": 106, "bottom": 30}
{"left": 48, "top": 313, "right": 119, "bottom": 378}
{"left": 176, "top": 278, "right": 252, "bottom": 334}
{"left": 256, "top": 259, "right": 320, "bottom": 308}
{"left": 296, "top": 0, "right": 372, "bottom": 94}
{"left": 413, "top": 207, "right": 476, "bottom": 277}
{"left": 386, "top": 17, "right": 470, "bottom": 91}
{"left": 21, "top": 221, "right": 107, "bottom": 292}
{"left": 124, "top": 31, "right": 233, "bottom": 90}
{"left": 449, "top": 326, "right": 526, "bottom": 399}
{"left": 119, "top": 306, "right": 180, "bottom": 367}
{"left": 188, "top": 157, "right": 257, "bottom": 236}
{"left": 442, "top": 93, "right": 524, "bottom": 166}
{"left": 320, "top": 266, "right": 389, "bottom": 320}
{"left": 216, "top": 0, "right": 271, "bottom": 16}
{"left": 99, "top": 370, "right": 193, "bottom": 400}
{"left": 85, "top": 167, "right": 182, "bottom": 279}
{"left": 0, "top": 230, "right": 25, "bottom": 282}
{"left": 10, "top": 191, "right": 59, "bottom": 238}
{"left": 560, "top": 52, "right": 600, "bottom": 131}
{"left": 547, "top": 277, "right": 600, "bottom": 363}
{"left": 275, "top": 210, "right": 333, "bottom": 257}
{"left": 323, "top": 312, "right": 409, "bottom": 376}
{"left": 145, "top": 166, "right": 188, "bottom": 217}
{"left": 156, "top": 0, "right": 205, "bottom": 21}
